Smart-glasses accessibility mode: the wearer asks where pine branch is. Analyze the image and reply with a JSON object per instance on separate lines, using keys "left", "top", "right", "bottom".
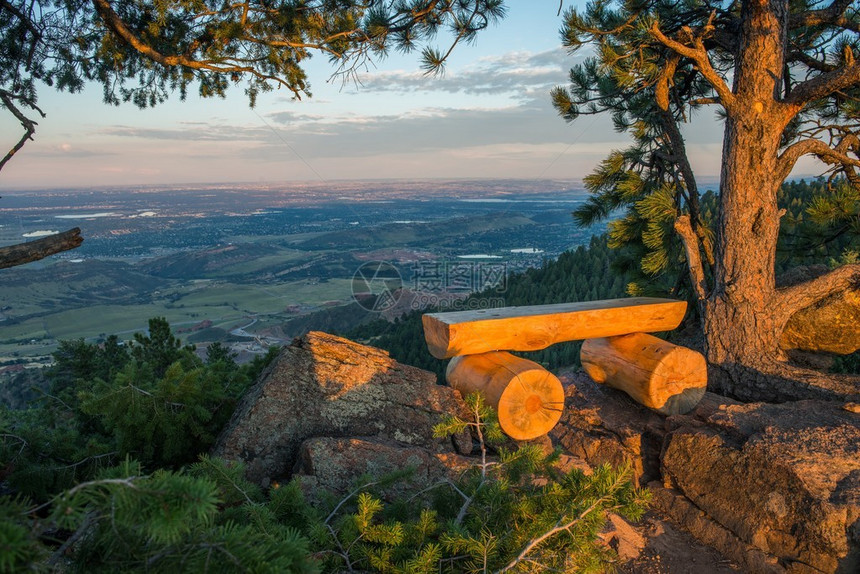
{"left": 0, "top": 89, "right": 45, "bottom": 173}
{"left": 777, "top": 135, "right": 860, "bottom": 181}
{"left": 63, "top": 476, "right": 139, "bottom": 498}
{"left": 656, "top": 109, "right": 708, "bottom": 259}
{"left": 47, "top": 511, "right": 96, "bottom": 566}
{"left": 785, "top": 60, "right": 860, "bottom": 108}
{"left": 649, "top": 17, "right": 736, "bottom": 114}
{"left": 323, "top": 522, "right": 355, "bottom": 573}
{"left": 53, "top": 451, "right": 119, "bottom": 471}
{"left": 655, "top": 54, "right": 680, "bottom": 111}
{"left": 195, "top": 456, "right": 255, "bottom": 505}
{"left": 0, "top": 0, "right": 42, "bottom": 37}
{"left": 454, "top": 483, "right": 479, "bottom": 527}
{"left": 789, "top": 0, "right": 858, "bottom": 32}
{"left": 91, "top": 0, "right": 303, "bottom": 99}
{"left": 28, "top": 475, "right": 140, "bottom": 515}
{"left": 324, "top": 480, "right": 381, "bottom": 525}
{"left": 1, "top": 433, "right": 28, "bottom": 460}
{"left": 674, "top": 215, "right": 709, "bottom": 302}
{"left": 0, "top": 0, "right": 41, "bottom": 68}
{"left": 689, "top": 96, "right": 722, "bottom": 105}
{"left": 773, "top": 262, "right": 860, "bottom": 319}
{"left": 791, "top": 50, "right": 837, "bottom": 73}
{"left": 442, "top": 478, "right": 470, "bottom": 505}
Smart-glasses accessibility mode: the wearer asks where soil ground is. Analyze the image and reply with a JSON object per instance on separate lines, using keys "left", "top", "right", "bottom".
{"left": 619, "top": 513, "right": 741, "bottom": 573}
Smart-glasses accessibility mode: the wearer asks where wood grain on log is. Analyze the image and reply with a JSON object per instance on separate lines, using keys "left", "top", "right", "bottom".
{"left": 0, "top": 227, "right": 83, "bottom": 269}
{"left": 423, "top": 298, "right": 687, "bottom": 359}
{"left": 581, "top": 333, "right": 707, "bottom": 415}
{"left": 446, "top": 351, "right": 565, "bottom": 440}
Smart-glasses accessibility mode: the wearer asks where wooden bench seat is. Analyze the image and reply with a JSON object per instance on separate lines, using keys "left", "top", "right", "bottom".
{"left": 422, "top": 297, "right": 687, "bottom": 359}
{"left": 422, "top": 297, "right": 706, "bottom": 424}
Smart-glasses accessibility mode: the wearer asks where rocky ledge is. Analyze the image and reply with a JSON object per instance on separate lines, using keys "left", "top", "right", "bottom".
{"left": 213, "top": 332, "right": 859, "bottom": 574}
{"left": 553, "top": 369, "right": 859, "bottom": 574}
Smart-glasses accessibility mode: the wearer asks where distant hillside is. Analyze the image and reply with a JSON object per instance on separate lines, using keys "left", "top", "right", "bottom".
{"left": 139, "top": 243, "right": 282, "bottom": 279}
{"left": 1, "top": 259, "right": 168, "bottom": 313}
{"left": 296, "top": 212, "right": 536, "bottom": 250}
{"left": 278, "top": 302, "right": 377, "bottom": 339}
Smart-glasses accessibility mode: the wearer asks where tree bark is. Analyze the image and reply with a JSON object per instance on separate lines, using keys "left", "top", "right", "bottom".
{"left": 0, "top": 228, "right": 83, "bottom": 269}
{"left": 704, "top": 1, "right": 788, "bottom": 398}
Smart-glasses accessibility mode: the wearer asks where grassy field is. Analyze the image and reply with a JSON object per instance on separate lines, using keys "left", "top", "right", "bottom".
{"left": 0, "top": 277, "right": 354, "bottom": 358}
{"left": 172, "top": 279, "right": 352, "bottom": 311}
{"left": 214, "top": 250, "right": 309, "bottom": 276}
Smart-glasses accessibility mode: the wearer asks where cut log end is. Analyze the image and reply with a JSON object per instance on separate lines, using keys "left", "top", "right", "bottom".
{"left": 497, "top": 368, "right": 565, "bottom": 441}
{"left": 581, "top": 333, "right": 707, "bottom": 416}
{"left": 447, "top": 351, "right": 565, "bottom": 441}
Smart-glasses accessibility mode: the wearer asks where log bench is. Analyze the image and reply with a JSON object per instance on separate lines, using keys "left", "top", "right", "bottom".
{"left": 422, "top": 297, "right": 706, "bottom": 439}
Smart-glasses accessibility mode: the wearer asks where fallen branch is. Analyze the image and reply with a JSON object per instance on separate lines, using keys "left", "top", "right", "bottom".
{"left": 674, "top": 215, "right": 709, "bottom": 302}
{"left": 0, "top": 227, "right": 83, "bottom": 269}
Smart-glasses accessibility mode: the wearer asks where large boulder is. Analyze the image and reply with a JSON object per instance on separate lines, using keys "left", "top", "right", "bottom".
{"left": 552, "top": 369, "right": 860, "bottom": 573}
{"left": 212, "top": 332, "right": 471, "bottom": 486}
{"left": 661, "top": 400, "right": 860, "bottom": 574}
{"left": 781, "top": 288, "right": 860, "bottom": 355}
{"left": 778, "top": 265, "right": 860, "bottom": 355}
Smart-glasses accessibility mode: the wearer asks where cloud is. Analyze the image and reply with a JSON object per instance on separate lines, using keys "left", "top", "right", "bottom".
{"left": 224, "top": 104, "right": 637, "bottom": 190}
{"left": 99, "top": 123, "right": 271, "bottom": 141}
{"left": 72, "top": 48, "right": 607, "bottom": 171}
{"left": 265, "top": 110, "right": 328, "bottom": 125}
{"left": 356, "top": 48, "right": 575, "bottom": 102}
{"left": 25, "top": 143, "right": 110, "bottom": 158}
{"left": 2, "top": 43, "right": 723, "bottom": 187}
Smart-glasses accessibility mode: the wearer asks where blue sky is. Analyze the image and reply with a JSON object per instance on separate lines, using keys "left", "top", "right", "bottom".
{"left": 0, "top": 1, "right": 817, "bottom": 190}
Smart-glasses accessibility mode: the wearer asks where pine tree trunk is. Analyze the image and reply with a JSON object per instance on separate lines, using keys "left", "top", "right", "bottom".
{"left": 701, "top": 0, "right": 860, "bottom": 402}
{"left": 706, "top": 99, "right": 787, "bottom": 399}
{"left": 704, "top": 0, "right": 797, "bottom": 400}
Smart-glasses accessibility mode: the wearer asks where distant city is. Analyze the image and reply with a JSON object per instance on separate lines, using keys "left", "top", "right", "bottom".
{"left": 0, "top": 179, "right": 604, "bottom": 368}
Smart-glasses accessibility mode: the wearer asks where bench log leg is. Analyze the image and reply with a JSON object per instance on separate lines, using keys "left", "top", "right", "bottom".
{"left": 446, "top": 351, "right": 565, "bottom": 441}
{"left": 581, "top": 333, "right": 707, "bottom": 415}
